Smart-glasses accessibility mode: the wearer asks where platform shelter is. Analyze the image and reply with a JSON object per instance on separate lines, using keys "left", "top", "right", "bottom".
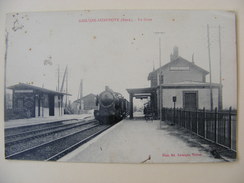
{"left": 7, "top": 83, "right": 71, "bottom": 119}
{"left": 126, "top": 87, "right": 157, "bottom": 119}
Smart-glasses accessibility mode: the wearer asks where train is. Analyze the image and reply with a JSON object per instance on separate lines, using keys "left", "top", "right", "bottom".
{"left": 94, "top": 86, "right": 129, "bottom": 124}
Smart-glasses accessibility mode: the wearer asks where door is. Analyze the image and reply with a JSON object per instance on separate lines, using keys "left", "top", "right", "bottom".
{"left": 49, "top": 94, "right": 55, "bottom": 116}
{"left": 183, "top": 91, "right": 198, "bottom": 110}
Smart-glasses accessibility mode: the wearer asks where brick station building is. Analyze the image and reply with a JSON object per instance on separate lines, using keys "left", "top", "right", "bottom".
{"left": 71, "top": 93, "right": 97, "bottom": 114}
{"left": 127, "top": 47, "right": 222, "bottom": 119}
{"left": 7, "top": 83, "right": 70, "bottom": 119}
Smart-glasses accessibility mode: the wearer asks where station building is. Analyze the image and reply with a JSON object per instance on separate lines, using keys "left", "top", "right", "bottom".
{"left": 127, "top": 47, "right": 222, "bottom": 119}
{"left": 7, "top": 83, "right": 70, "bottom": 119}
{"left": 71, "top": 93, "right": 97, "bottom": 114}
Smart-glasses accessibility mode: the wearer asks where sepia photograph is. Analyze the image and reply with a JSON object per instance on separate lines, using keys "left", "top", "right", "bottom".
{"left": 4, "top": 10, "right": 237, "bottom": 163}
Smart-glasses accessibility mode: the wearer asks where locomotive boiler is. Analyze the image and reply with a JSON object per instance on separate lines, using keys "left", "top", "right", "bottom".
{"left": 94, "top": 86, "right": 129, "bottom": 124}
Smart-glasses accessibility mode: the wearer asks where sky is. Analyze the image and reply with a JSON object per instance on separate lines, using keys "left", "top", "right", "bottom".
{"left": 5, "top": 10, "right": 237, "bottom": 108}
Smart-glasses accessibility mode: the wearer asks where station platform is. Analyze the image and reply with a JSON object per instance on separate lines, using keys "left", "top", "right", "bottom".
{"left": 4, "top": 114, "right": 93, "bottom": 129}
{"left": 59, "top": 118, "right": 225, "bottom": 163}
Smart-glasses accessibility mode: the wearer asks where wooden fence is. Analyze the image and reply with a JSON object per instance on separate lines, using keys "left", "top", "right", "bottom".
{"left": 162, "top": 107, "right": 237, "bottom": 151}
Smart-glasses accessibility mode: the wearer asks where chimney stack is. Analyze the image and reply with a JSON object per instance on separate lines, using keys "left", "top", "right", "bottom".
{"left": 170, "top": 46, "right": 179, "bottom": 62}
{"left": 173, "top": 46, "right": 179, "bottom": 57}
{"left": 192, "top": 53, "right": 195, "bottom": 64}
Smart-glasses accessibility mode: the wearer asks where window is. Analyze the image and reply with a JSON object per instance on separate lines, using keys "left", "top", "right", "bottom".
{"left": 160, "top": 75, "right": 164, "bottom": 84}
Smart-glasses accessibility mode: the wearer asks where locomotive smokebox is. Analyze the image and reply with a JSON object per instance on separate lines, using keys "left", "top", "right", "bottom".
{"left": 99, "top": 91, "right": 114, "bottom": 107}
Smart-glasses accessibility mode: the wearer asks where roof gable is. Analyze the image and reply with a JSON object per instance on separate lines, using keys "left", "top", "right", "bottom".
{"left": 148, "top": 56, "right": 209, "bottom": 79}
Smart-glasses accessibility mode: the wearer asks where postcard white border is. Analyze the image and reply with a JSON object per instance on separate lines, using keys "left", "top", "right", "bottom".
{"left": 0, "top": 0, "right": 243, "bottom": 183}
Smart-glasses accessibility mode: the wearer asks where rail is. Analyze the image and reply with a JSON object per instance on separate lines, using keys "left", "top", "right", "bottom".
{"left": 162, "top": 107, "right": 237, "bottom": 152}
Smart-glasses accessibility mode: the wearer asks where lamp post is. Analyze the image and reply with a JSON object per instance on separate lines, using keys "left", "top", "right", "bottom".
{"left": 207, "top": 25, "right": 213, "bottom": 111}
{"left": 154, "top": 32, "right": 165, "bottom": 121}
{"left": 173, "top": 96, "right": 176, "bottom": 124}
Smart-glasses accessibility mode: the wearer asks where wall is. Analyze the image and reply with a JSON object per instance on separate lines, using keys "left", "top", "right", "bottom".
{"left": 163, "top": 68, "right": 204, "bottom": 84}
{"left": 54, "top": 95, "right": 63, "bottom": 116}
{"left": 162, "top": 62, "right": 205, "bottom": 84}
{"left": 43, "top": 107, "right": 49, "bottom": 117}
{"left": 34, "top": 94, "right": 64, "bottom": 118}
{"left": 83, "top": 95, "right": 96, "bottom": 110}
{"left": 162, "top": 87, "right": 219, "bottom": 110}
{"left": 35, "top": 97, "right": 38, "bottom": 117}
{"left": 13, "top": 91, "right": 35, "bottom": 118}
{"left": 149, "top": 59, "right": 207, "bottom": 87}
{"left": 149, "top": 72, "right": 158, "bottom": 87}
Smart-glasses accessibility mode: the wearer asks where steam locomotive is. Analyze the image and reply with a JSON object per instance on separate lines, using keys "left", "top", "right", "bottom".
{"left": 94, "top": 86, "right": 129, "bottom": 124}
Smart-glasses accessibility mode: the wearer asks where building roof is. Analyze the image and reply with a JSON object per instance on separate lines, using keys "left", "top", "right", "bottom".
{"left": 7, "top": 83, "right": 71, "bottom": 95}
{"left": 148, "top": 56, "right": 209, "bottom": 80}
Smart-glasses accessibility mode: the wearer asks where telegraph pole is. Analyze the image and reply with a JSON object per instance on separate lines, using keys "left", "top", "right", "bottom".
{"left": 65, "top": 66, "right": 68, "bottom": 107}
{"left": 207, "top": 24, "right": 213, "bottom": 111}
{"left": 80, "top": 79, "right": 83, "bottom": 113}
{"left": 218, "top": 25, "right": 223, "bottom": 110}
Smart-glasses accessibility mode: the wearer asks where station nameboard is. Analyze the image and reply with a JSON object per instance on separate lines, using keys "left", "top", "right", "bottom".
{"left": 14, "top": 90, "right": 33, "bottom": 93}
{"left": 170, "top": 66, "right": 190, "bottom": 71}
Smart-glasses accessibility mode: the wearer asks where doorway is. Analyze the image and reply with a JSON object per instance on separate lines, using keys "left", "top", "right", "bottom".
{"left": 183, "top": 91, "right": 198, "bottom": 110}
{"left": 49, "top": 94, "right": 55, "bottom": 116}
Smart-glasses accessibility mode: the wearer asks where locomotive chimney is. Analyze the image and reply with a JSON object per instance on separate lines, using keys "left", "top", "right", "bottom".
{"left": 105, "top": 86, "right": 109, "bottom": 91}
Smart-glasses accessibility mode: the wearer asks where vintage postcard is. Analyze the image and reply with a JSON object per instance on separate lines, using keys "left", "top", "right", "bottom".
{"left": 4, "top": 10, "right": 237, "bottom": 163}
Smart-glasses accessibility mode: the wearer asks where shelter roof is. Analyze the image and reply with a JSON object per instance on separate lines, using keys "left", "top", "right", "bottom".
{"left": 126, "top": 87, "right": 156, "bottom": 94}
{"left": 8, "top": 83, "right": 71, "bottom": 95}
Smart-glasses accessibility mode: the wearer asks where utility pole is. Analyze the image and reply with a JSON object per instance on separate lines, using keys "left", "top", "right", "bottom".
{"left": 4, "top": 32, "right": 9, "bottom": 121}
{"left": 65, "top": 66, "right": 68, "bottom": 107}
{"left": 155, "top": 32, "right": 165, "bottom": 121}
{"left": 159, "top": 37, "right": 162, "bottom": 121}
{"left": 207, "top": 24, "right": 213, "bottom": 111}
{"left": 57, "top": 64, "right": 60, "bottom": 92}
{"left": 60, "top": 66, "right": 67, "bottom": 92}
{"left": 218, "top": 25, "right": 223, "bottom": 110}
{"left": 80, "top": 79, "right": 83, "bottom": 113}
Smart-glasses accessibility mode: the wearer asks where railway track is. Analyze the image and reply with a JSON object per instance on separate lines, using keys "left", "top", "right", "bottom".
{"left": 5, "top": 120, "right": 95, "bottom": 145}
{"left": 5, "top": 119, "right": 99, "bottom": 155}
{"left": 4, "top": 119, "right": 81, "bottom": 136}
{"left": 6, "top": 124, "right": 111, "bottom": 161}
